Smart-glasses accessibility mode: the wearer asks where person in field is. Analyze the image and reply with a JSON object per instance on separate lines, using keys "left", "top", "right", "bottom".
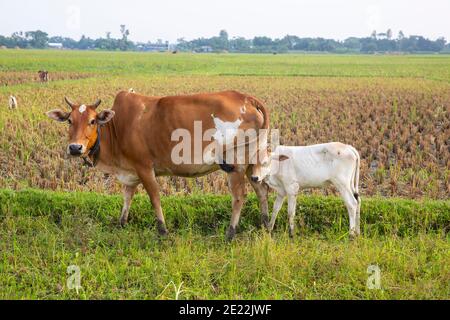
{"left": 252, "top": 143, "right": 361, "bottom": 238}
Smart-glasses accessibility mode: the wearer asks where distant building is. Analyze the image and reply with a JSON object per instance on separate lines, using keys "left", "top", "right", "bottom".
{"left": 136, "top": 43, "right": 169, "bottom": 52}
{"left": 196, "top": 46, "right": 213, "bottom": 53}
{"left": 48, "top": 43, "right": 63, "bottom": 49}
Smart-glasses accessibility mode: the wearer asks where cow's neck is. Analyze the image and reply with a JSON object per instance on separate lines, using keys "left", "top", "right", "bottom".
{"left": 85, "top": 125, "right": 101, "bottom": 167}
{"left": 86, "top": 122, "right": 114, "bottom": 171}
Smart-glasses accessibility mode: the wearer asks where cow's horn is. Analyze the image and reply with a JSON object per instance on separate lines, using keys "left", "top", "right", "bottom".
{"left": 92, "top": 99, "right": 102, "bottom": 109}
{"left": 64, "top": 97, "right": 75, "bottom": 109}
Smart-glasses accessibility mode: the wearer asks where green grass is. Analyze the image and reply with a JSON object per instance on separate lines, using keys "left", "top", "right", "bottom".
{"left": 1, "top": 189, "right": 449, "bottom": 299}
{"left": 1, "top": 49, "right": 450, "bottom": 81}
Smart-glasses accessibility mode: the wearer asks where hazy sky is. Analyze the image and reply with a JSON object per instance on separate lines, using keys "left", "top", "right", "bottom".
{"left": 1, "top": 0, "right": 449, "bottom": 42}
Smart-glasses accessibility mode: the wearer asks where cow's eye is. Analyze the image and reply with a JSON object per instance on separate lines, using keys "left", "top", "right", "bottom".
{"left": 67, "top": 119, "right": 72, "bottom": 125}
{"left": 89, "top": 119, "right": 96, "bottom": 125}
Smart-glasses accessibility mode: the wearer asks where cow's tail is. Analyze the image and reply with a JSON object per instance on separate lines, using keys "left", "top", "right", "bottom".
{"left": 218, "top": 95, "right": 269, "bottom": 173}
{"left": 247, "top": 96, "right": 270, "bottom": 166}
{"left": 247, "top": 95, "right": 269, "bottom": 130}
{"left": 224, "top": 95, "right": 270, "bottom": 151}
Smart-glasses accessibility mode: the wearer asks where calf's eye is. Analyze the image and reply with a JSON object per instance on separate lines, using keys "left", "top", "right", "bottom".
{"left": 90, "top": 119, "right": 96, "bottom": 125}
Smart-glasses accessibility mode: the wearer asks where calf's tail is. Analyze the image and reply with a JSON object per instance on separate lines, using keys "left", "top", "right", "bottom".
{"left": 349, "top": 146, "right": 360, "bottom": 201}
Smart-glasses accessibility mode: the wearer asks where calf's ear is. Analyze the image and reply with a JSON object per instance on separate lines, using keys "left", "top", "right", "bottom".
{"left": 97, "top": 109, "right": 115, "bottom": 125}
{"left": 272, "top": 154, "right": 289, "bottom": 162}
{"left": 46, "top": 109, "right": 70, "bottom": 122}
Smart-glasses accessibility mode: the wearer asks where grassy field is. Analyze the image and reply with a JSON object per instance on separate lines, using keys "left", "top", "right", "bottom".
{"left": 1, "top": 189, "right": 449, "bottom": 299}
{"left": 1, "top": 50, "right": 450, "bottom": 80}
{"left": 0, "top": 50, "right": 449, "bottom": 199}
{"left": 0, "top": 50, "right": 449, "bottom": 299}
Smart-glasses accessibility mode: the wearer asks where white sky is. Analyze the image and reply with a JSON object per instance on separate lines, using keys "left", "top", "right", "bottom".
{"left": 1, "top": 0, "right": 449, "bottom": 42}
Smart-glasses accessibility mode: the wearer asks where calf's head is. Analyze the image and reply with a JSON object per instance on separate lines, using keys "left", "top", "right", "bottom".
{"left": 46, "top": 97, "right": 115, "bottom": 157}
{"left": 251, "top": 153, "right": 290, "bottom": 183}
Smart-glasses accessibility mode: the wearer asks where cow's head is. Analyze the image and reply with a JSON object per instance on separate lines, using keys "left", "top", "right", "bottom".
{"left": 46, "top": 97, "right": 115, "bottom": 157}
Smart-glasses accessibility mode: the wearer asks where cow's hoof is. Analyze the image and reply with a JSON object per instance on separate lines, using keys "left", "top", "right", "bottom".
{"left": 157, "top": 221, "right": 169, "bottom": 236}
{"left": 225, "top": 226, "right": 236, "bottom": 242}
{"left": 119, "top": 216, "right": 127, "bottom": 227}
{"left": 261, "top": 214, "right": 270, "bottom": 229}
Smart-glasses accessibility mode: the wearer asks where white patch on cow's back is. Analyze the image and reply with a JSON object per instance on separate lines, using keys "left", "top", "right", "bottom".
{"left": 211, "top": 115, "right": 242, "bottom": 145}
{"left": 79, "top": 104, "right": 86, "bottom": 113}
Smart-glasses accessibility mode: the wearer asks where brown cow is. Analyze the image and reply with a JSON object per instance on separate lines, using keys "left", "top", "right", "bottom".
{"left": 46, "top": 90, "right": 270, "bottom": 240}
{"left": 38, "top": 70, "right": 49, "bottom": 82}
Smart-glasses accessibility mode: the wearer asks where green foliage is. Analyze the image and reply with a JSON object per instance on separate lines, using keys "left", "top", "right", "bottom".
{"left": 1, "top": 189, "right": 449, "bottom": 237}
{"left": 0, "top": 189, "right": 449, "bottom": 299}
{"left": 0, "top": 28, "right": 447, "bottom": 53}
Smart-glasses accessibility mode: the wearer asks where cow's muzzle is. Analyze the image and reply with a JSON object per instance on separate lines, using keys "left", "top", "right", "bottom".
{"left": 68, "top": 144, "right": 84, "bottom": 156}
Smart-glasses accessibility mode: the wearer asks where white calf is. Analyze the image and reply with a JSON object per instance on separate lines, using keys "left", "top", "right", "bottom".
{"left": 256, "top": 142, "right": 361, "bottom": 238}
{"left": 9, "top": 95, "right": 17, "bottom": 109}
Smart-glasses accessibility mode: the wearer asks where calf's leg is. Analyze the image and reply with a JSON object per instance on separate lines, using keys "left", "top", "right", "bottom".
{"left": 119, "top": 184, "right": 138, "bottom": 226}
{"left": 226, "top": 170, "right": 247, "bottom": 241}
{"left": 268, "top": 194, "right": 285, "bottom": 232}
{"left": 287, "top": 195, "right": 297, "bottom": 238}
{"left": 337, "top": 184, "right": 359, "bottom": 238}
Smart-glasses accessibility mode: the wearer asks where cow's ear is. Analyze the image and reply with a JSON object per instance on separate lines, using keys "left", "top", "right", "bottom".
{"left": 46, "top": 109, "right": 70, "bottom": 122}
{"left": 97, "top": 109, "right": 115, "bottom": 125}
{"left": 273, "top": 154, "right": 289, "bottom": 162}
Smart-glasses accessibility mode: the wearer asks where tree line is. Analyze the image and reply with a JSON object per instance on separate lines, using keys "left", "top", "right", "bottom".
{"left": 0, "top": 27, "right": 448, "bottom": 54}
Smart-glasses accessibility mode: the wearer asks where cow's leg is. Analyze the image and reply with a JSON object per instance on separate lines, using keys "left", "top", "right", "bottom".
{"left": 268, "top": 194, "right": 285, "bottom": 232}
{"left": 226, "top": 170, "right": 246, "bottom": 241}
{"left": 287, "top": 194, "right": 297, "bottom": 238}
{"left": 119, "top": 184, "right": 138, "bottom": 227}
{"left": 246, "top": 168, "right": 269, "bottom": 228}
{"left": 137, "top": 167, "right": 168, "bottom": 236}
{"left": 336, "top": 184, "right": 358, "bottom": 239}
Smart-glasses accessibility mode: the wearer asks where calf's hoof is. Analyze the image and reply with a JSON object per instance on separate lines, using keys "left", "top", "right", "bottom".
{"left": 289, "top": 228, "right": 295, "bottom": 238}
{"left": 157, "top": 220, "right": 169, "bottom": 236}
{"left": 225, "top": 226, "right": 236, "bottom": 242}
{"left": 349, "top": 230, "right": 359, "bottom": 240}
